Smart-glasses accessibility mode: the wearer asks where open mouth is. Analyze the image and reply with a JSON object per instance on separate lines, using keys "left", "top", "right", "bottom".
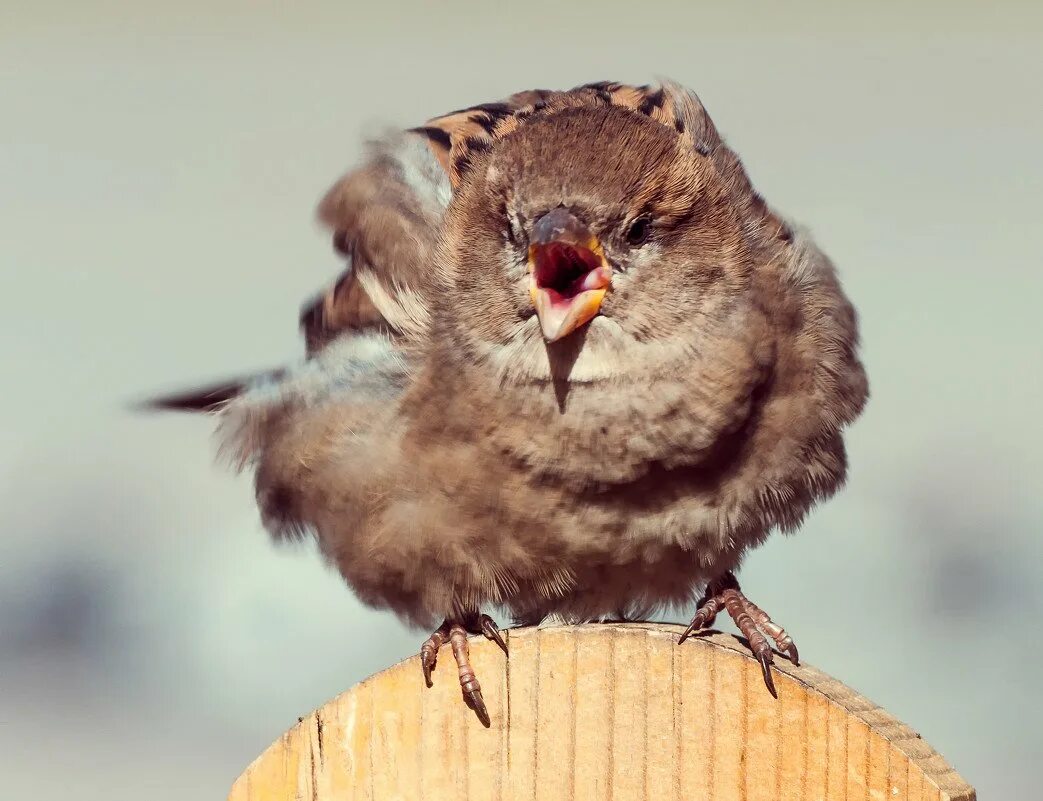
{"left": 528, "top": 240, "right": 612, "bottom": 342}
{"left": 532, "top": 241, "right": 606, "bottom": 300}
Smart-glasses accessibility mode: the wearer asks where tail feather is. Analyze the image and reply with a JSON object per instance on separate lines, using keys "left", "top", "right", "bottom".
{"left": 138, "top": 369, "right": 285, "bottom": 413}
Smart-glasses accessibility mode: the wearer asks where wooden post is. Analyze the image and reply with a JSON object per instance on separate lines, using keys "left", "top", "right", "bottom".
{"left": 228, "top": 623, "right": 975, "bottom": 801}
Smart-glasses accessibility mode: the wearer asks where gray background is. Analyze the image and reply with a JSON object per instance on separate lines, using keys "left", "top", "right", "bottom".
{"left": 2, "top": 2, "right": 1040, "bottom": 798}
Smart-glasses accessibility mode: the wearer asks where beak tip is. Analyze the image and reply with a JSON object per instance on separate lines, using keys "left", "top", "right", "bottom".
{"left": 531, "top": 286, "right": 607, "bottom": 343}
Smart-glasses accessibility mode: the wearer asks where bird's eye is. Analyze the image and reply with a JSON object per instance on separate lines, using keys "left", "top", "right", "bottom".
{"left": 505, "top": 210, "right": 526, "bottom": 247}
{"left": 626, "top": 217, "right": 651, "bottom": 246}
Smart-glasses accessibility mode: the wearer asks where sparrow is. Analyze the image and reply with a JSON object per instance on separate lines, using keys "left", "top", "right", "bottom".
{"left": 149, "top": 80, "right": 868, "bottom": 726}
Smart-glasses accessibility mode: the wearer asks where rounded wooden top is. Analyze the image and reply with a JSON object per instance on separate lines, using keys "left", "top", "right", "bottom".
{"left": 228, "top": 623, "right": 974, "bottom": 801}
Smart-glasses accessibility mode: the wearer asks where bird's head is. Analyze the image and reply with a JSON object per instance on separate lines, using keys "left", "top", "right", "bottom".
{"left": 437, "top": 92, "right": 762, "bottom": 381}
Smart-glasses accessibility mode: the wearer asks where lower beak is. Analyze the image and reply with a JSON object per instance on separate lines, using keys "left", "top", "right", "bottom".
{"left": 527, "top": 239, "right": 612, "bottom": 343}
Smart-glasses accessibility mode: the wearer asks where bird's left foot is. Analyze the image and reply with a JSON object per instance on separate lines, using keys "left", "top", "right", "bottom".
{"left": 419, "top": 613, "right": 508, "bottom": 727}
{"left": 679, "top": 571, "right": 799, "bottom": 699}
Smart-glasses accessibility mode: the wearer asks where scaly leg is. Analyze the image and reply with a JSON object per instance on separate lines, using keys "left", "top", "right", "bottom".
{"left": 679, "top": 571, "right": 799, "bottom": 698}
{"left": 419, "top": 612, "right": 508, "bottom": 727}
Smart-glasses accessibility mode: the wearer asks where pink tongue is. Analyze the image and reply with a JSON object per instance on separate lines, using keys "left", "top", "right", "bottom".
{"left": 579, "top": 264, "right": 612, "bottom": 291}
{"left": 534, "top": 243, "right": 602, "bottom": 294}
{"left": 538, "top": 265, "right": 613, "bottom": 307}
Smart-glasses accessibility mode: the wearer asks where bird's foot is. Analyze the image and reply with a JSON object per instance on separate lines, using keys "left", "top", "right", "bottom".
{"left": 678, "top": 571, "right": 798, "bottom": 699}
{"left": 419, "top": 612, "right": 508, "bottom": 727}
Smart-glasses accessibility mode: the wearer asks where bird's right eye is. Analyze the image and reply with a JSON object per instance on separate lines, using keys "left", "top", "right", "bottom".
{"left": 505, "top": 208, "right": 526, "bottom": 247}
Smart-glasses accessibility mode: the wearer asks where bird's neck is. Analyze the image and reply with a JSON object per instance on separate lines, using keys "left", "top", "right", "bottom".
{"left": 401, "top": 332, "right": 769, "bottom": 490}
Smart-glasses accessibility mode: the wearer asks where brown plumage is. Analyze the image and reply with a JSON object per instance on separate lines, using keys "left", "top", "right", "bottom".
{"left": 149, "top": 80, "right": 868, "bottom": 722}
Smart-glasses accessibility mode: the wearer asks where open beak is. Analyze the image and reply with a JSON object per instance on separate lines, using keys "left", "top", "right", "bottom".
{"left": 527, "top": 208, "right": 612, "bottom": 342}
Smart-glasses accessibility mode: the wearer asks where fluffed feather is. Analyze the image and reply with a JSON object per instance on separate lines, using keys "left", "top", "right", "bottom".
{"left": 148, "top": 80, "right": 868, "bottom": 631}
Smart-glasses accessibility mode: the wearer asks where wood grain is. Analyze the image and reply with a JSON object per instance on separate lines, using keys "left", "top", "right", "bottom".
{"left": 228, "top": 623, "right": 975, "bottom": 801}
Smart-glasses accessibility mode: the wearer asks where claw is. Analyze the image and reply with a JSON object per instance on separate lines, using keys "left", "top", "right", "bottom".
{"left": 464, "top": 688, "right": 491, "bottom": 728}
{"left": 785, "top": 642, "right": 800, "bottom": 666}
{"left": 679, "top": 595, "right": 721, "bottom": 644}
{"left": 479, "top": 615, "right": 509, "bottom": 656}
{"left": 421, "top": 652, "right": 435, "bottom": 688}
{"left": 678, "top": 610, "right": 705, "bottom": 644}
{"left": 757, "top": 650, "right": 778, "bottom": 699}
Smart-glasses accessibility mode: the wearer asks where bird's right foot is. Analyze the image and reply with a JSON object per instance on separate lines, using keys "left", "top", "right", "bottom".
{"left": 419, "top": 613, "right": 508, "bottom": 727}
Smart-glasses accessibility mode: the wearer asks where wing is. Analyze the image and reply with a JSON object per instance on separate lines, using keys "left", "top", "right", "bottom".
{"left": 146, "top": 130, "right": 452, "bottom": 411}
{"left": 301, "top": 130, "right": 451, "bottom": 354}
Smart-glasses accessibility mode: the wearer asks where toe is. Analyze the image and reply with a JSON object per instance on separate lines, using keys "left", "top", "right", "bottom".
{"left": 479, "top": 615, "right": 509, "bottom": 656}
{"left": 421, "top": 652, "right": 435, "bottom": 688}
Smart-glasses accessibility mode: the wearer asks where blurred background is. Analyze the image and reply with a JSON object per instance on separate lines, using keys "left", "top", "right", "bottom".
{"left": 2, "top": 1, "right": 1040, "bottom": 798}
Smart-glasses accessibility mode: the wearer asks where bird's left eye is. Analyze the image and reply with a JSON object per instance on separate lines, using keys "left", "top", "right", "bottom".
{"left": 626, "top": 216, "right": 652, "bottom": 246}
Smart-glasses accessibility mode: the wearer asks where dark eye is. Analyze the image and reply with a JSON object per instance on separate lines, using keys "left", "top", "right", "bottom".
{"left": 506, "top": 210, "right": 527, "bottom": 248}
{"left": 626, "top": 216, "right": 651, "bottom": 246}
{"left": 499, "top": 200, "right": 520, "bottom": 246}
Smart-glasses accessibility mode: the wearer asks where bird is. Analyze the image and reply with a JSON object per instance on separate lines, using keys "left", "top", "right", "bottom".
{"left": 148, "top": 80, "right": 868, "bottom": 726}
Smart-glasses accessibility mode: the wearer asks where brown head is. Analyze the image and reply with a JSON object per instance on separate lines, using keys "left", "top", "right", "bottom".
{"left": 432, "top": 86, "right": 765, "bottom": 384}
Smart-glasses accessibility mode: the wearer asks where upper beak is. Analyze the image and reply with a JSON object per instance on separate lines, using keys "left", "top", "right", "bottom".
{"left": 527, "top": 208, "right": 612, "bottom": 342}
